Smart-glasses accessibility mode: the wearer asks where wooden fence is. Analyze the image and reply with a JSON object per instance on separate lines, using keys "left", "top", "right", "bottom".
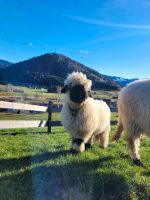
{"left": 0, "top": 101, "right": 54, "bottom": 132}
{"left": 0, "top": 100, "right": 117, "bottom": 133}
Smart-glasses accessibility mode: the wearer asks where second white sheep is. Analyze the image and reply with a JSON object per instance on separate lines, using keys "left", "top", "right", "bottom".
{"left": 112, "top": 79, "right": 150, "bottom": 165}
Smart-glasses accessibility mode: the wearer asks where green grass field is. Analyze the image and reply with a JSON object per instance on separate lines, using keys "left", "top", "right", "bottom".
{"left": 0, "top": 112, "right": 60, "bottom": 121}
{"left": 0, "top": 126, "right": 149, "bottom": 200}
{"left": 0, "top": 112, "right": 118, "bottom": 122}
{"left": 0, "top": 84, "right": 62, "bottom": 104}
{"left": 0, "top": 84, "right": 117, "bottom": 100}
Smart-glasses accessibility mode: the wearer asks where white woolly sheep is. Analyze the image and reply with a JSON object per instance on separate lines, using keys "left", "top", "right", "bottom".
{"left": 61, "top": 72, "right": 111, "bottom": 153}
{"left": 112, "top": 79, "right": 150, "bottom": 165}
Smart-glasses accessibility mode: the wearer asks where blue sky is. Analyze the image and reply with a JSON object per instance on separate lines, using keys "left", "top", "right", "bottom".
{"left": 0, "top": 0, "right": 150, "bottom": 78}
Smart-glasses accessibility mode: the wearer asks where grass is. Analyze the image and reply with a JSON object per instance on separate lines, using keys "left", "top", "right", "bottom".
{"left": 0, "top": 112, "right": 60, "bottom": 121}
{"left": 0, "top": 126, "right": 149, "bottom": 200}
{"left": 0, "top": 112, "right": 118, "bottom": 122}
{"left": 0, "top": 84, "right": 62, "bottom": 102}
{"left": 92, "top": 90, "right": 118, "bottom": 99}
{"left": 0, "top": 90, "right": 61, "bottom": 99}
{"left": 0, "top": 84, "right": 118, "bottom": 99}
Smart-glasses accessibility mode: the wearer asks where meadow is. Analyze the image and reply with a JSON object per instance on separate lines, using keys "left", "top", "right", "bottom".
{"left": 0, "top": 85, "right": 149, "bottom": 200}
{"left": 0, "top": 126, "right": 149, "bottom": 200}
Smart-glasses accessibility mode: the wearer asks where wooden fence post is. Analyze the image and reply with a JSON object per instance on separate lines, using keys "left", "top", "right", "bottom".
{"left": 47, "top": 101, "right": 52, "bottom": 133}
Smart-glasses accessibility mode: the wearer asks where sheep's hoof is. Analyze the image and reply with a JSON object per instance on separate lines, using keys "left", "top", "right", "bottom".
{"left": 133, "top": 159, "right": 144, "bottom": 166}
{"left": 85, "top": 143, "right": 92, "bottom": 150}
{"left": 70, "top": 149, "right": 78, "bottom": 154}
{"left": 112, "top": 135, "right": 119, "bottom": 142}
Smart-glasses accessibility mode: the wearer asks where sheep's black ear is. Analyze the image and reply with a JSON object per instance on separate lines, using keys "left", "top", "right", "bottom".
{"left": 61, "top": 85, "right": 69, "bottom": 93}
{"left": 88, "top": 91, "right": 92, "bottom": 97}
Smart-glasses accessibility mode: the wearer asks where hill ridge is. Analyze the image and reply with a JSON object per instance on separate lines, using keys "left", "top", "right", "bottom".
{"left": 0, "top": 53, "right": 120, "bottom": 91}
{"left": 0, "top": 59, "right": 13, "bottom": 68}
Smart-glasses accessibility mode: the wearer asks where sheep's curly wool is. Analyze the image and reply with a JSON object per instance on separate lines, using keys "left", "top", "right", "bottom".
{"left": 113, "top": 78, "right": 150, "bottom": 164}
{"left": 64, "top": 72, "right": 92, "bottom": 91}
{"left": 61, "top": 72, "right": 111, "bottom": 152}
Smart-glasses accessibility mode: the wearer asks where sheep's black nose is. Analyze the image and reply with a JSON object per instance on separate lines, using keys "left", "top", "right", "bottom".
{"left": 70, "top": 84, "right": 87, "bottom": 103}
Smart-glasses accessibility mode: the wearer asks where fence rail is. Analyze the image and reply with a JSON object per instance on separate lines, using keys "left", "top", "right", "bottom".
{"left": 0, "top": 120, "right": 47, "bottom": 129}
{"left": 0, "top": 100, "right": 51, "bottom": 132}
{"left": 0, "top": 101, "right": 47, "bottom": 112}
{"left": 0, "top": 100, "right": 117, "bottom": 132}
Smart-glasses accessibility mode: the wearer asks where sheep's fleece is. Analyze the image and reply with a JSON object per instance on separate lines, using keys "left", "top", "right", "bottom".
{"left": 112, "top": 78, "right": 150, "bottom": 165}
{"left": 61, "top": 72, "right": 111, "bottom": 152}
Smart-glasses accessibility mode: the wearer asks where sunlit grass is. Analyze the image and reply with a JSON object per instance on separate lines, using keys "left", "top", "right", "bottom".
{"left": 0, "top": 126, "right": 149, "bottom": 200}
{"left": 0, "top": 112, "right": 60, "bottom": 121}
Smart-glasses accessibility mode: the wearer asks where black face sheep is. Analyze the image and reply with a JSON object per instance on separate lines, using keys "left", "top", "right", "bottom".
{"left": 61, "top": 72, "right": 111, "bottom": 153}
{"left": 112, "top": 79, "right": 150, "bottom": 165}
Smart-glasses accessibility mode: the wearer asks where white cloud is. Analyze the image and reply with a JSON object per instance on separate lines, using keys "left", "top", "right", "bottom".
{"left": 80, "top": 50, "right": 83, "bottom": 53}
{"left": 94, "top": 32, "right": 150, "bottom": 43}
{"left": 29, "top": 42, "right": 34, "bottom": 46}
{"left": 68, "top": 16, "right": 150, "bottom": 29}
{"left": 80, "top": 50, "right": 89, "bottom": 54}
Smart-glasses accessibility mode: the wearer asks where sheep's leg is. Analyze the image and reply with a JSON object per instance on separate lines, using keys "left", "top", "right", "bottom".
{"left": 72, "top": 138, "right": 85, "bottom": 153}
{"left": 99, "top": 125, "right": 110, "bottom": 148}
{"left": 85, "top": 137, "right": 93, "bottom": 150}
{"left": 126, "top": 137, "right": 142, "bottom": 166}
{"left": 112, "top": 123, "right": 123, "bottom": 142}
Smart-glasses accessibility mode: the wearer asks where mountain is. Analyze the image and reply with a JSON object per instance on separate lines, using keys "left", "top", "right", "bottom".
{"left": 106, "top": 75, "right": 138, "bottom": 87}
{"left": 0, "top": 53, "right": 120, "bottom": 91}
{"left": 0, "top": 59, "right": 12, "bottom": 68}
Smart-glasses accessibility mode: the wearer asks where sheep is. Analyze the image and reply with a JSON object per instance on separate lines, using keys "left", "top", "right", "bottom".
{"left": 61, "top": 72, "right": 111, "bottom": 153}
{"left": 112, "top": 79, "right": 150, "bottom": 165}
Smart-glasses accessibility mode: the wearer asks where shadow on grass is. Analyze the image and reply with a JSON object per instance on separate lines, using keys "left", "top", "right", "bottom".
{"left": 0, "top": 150, "right": 149, "bottom": 200}
{"left": 29, "top": 162, "right": 132, "bottom": 200}
{"left": 0, "top": 170, "right": 34, "bottom": 200}
{"left": 0, "top": 129, "right": 48, "bottom": 135}
{"left": 142, "top": 171, "right": 150, "bottom": 177}
{"left": 0, "top": 150, "right": 71, "bottom": 173}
